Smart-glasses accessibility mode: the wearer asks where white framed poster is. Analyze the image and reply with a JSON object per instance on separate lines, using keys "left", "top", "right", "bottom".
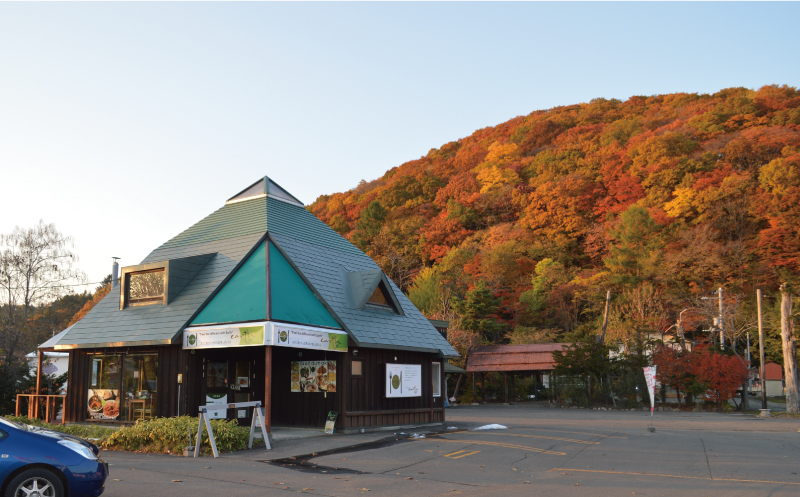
{"left": 386, "top": 364, "right": 422, "bottom": 398}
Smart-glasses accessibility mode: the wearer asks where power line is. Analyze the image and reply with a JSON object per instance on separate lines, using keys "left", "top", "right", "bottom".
{"left": 2, "top": 281, "right": 108, "bottom": 291}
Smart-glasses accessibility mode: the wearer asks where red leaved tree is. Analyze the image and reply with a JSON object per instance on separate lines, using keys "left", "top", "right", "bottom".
{"left": 690, "top": 345, "right": 750, "bottom": 411}
{"left": 652, "top": 345, "right": 695, "bottom": 407}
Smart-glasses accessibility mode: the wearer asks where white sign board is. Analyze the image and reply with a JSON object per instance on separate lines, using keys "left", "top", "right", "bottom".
{"left": 272, "top": 323, "right": 348, "bottom": 352}
{"left": 183, "top": 324, "right": 267, "bottom": 349}
{"left": 205, "top": 393, "right": 228, "bottom": 419}
{"left": 386, "top": 364, "right": 422, "bottom": 398}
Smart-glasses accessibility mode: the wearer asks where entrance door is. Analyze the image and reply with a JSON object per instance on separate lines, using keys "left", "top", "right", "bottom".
{"left": 200, "top": 351, "right": 259, "bottom": 425}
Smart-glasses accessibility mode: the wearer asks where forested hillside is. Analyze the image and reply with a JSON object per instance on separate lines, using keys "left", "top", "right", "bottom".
{"left": 309, "top": 85, "right": 800, "bottom": 359}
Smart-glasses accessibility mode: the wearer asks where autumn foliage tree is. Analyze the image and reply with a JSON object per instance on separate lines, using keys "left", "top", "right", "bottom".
{"left": 307, "top": 85, "right": 800, "bottom": 358}
{"left": 689, "top": 345, "right": 750, "bottom": 411}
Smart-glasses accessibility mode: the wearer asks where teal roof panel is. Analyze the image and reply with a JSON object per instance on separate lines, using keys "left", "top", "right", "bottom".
{"left": 191, "top": 241, "right": 267, "bottom": 325}
{"left": 269, "top": 241, "right": 341, "bottom": 329}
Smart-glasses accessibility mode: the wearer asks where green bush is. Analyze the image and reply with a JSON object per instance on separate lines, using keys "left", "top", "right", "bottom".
{"left": 3, "top": 415, "right": 256, "bottom": 455}
{"left": 101, "top": 416, "right": 255, "bottom": 455}
{"left": 3, "top": 416, "right": 118, "bottom": 443}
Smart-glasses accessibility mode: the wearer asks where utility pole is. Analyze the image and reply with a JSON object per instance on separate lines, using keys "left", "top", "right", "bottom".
{"left": 701, "top": 288, "right": 724, "bottom": 349}
{"left": 599, "top": 290, "right": 611, "bottom": 343}
{"left": 718, "top": 287, "right": 724, "bottom": 350}
{"left": 757, "top": 289, "right": 767, "bottom": 411}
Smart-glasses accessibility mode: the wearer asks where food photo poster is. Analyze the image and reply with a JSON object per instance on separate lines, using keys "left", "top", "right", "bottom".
{"left": 290, "top": 360, "right": 336, "bottom": 393}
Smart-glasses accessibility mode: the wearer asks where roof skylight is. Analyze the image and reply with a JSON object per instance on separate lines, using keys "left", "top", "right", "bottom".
{"left": 226, "top": 177, "right": 304, "bottom": 205}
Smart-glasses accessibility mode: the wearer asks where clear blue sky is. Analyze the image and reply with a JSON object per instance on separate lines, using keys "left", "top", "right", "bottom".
{"left": 1, "top": 2, "right": 798, "bottom": 289}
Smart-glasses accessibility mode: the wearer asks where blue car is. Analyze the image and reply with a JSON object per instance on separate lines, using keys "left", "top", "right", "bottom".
{"left": 0, "top": 417, "right": 108, "bottom": 497}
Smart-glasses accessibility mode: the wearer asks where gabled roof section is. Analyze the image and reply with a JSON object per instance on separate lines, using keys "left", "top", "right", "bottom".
{"left": 269, "top": 241, "right": 341, "bottom": 329}
{"left": 272, "top": 231, "right": 458, "bottom": 358}
{"left": 227, "top": 176, "right": 304, "bottom": 206}
{"left": 55, "top": 232, "right": 265, "bottom": 349}
{"left": 465, "top": 343, "right": 570, "bottom": 373}
{"left": 347, "top": 269, "right": 383, "bottom": 308}
{"left": 191, "top": 241, "right": 267, "bottom": 325}
{"left": 54, "top": 175, "right": 456, "bottom": 357}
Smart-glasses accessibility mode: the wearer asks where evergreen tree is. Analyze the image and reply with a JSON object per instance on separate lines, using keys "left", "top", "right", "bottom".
{"left": 452, "top": 280, "right": 506, "bottom": 343}
{"left": 351, "top": 200, "right": 387, "bottom": 250}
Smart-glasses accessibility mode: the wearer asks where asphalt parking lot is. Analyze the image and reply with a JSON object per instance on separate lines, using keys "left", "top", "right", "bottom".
{"left": 99, "top": 403, "right": 800, "bottom": 496}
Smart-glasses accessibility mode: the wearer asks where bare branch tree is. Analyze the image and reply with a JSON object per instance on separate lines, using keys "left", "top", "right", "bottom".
{"left": 0, "top": 221, "right": 85, "bottom": 363}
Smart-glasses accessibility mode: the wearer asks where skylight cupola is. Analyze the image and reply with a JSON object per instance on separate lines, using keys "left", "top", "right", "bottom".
{"left": 226, "top": 176, "right": 304, "bottom": 206}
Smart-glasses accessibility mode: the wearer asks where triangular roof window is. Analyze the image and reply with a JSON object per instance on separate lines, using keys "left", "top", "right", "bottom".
{"left": 267, "top": 179, "right": 304, "bottom": 205}
{"left": 365, "top": 281, "right": 399, "bottom": 313}
{"left": 227, "top": 178, "right": 266, "bottom": 204}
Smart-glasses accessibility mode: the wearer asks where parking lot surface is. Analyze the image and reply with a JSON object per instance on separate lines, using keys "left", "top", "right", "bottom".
{"left": 100, "top": 403, "right": 800, "bottom": 496}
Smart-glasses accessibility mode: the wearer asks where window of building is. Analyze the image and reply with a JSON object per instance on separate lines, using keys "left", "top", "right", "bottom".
{"left": 365, "top": 282, "right": 398, "bottom": 313}
{"left": 351, "top": 359, "right": 363, "bottom": 377}
{"left": 432, "top": 362, "right": 441, "bottom": 397}
{"left": 126, "top": 269, "right": 165, "bottom": 306}
{"left": 88, "top": 352, "right": 158, "bottom": 422}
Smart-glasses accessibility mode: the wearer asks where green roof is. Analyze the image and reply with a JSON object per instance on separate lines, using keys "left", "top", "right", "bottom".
{"left": 56, "top": 176, "right": 458, "bottom": 358}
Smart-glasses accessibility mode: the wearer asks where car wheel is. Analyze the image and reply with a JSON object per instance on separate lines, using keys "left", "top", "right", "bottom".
{"left": 5, "top": 468, "right": 64, "bottom": 497}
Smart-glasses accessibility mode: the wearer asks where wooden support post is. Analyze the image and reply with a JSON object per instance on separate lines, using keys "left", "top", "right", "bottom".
{"left": 35, "top": 350, "right": 44, "bottom": 419}
{"left": 510, "top": 374, "right": 515, "bottom": 403}
{"left": 194, "top": 411, "right": 205, "bottom": 458}
{"left": 264, "top": 346, "right": 272, "bottom": 435}
{"left": 504, "top": 374, "right": 508, "bottom": 404}
{"left": 481, "top": 373, "right": 486, "bottom": 404}
{"left": 472, "top": 373, "right": 476, "bottom": 404}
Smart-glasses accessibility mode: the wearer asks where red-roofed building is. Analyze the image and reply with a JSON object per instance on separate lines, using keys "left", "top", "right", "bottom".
{"left": 464, "top": 343, "right": 570, "bottom": 403}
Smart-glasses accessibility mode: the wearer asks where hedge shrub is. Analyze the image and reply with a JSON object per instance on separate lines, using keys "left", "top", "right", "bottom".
{"left": 3, "top": 415, "right": 256, "bottom": 455}
{"left": 101, "top": 416, "right": 255, "bottom": 455}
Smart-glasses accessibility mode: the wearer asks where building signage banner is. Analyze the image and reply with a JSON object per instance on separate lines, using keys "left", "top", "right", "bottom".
{"left": 386, "top": 364, "right": 422, "bottom": 398}
{"left": 182, "top": 322, "right": 347, "bottom": 352}
{"left": 183, "top": 325, "right": 267, "bottom": 349}
{"left": 643, "top": 366, "right": 657, "bottom": 414}
{"left": 272, "top": 323, "right": 348, "bottom": 352}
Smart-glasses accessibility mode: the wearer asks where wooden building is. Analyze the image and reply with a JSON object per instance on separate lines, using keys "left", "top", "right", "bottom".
{"left": 465, "top": 344, "right": 568, "bottom": 403}
{"left": 55, "top": 177, "right": 457, "bottom": 433}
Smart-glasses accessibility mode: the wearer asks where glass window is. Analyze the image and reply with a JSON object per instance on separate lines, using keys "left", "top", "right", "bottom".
{"left": 87, "top": 355, "right": 122, "bottom": 421}
{"left": 123, "top": 354, "right": 158, "bottom": 421}
{"left": 366, "top": 283, "right": 396, "bottom": 312}
{"left": 235, "top": 361, "right": 250, "bottom": 389}
{"left": 207, "top": 362, "right": 228, "bottom": 388}
{"left": 127, "top": 269, "right": 165, "bottom": 305}
{"left": 351, "top": 359, "right": 363, "bottom": 377}
{"left": 432, "top": 362, "right": 441, "bottom": 397}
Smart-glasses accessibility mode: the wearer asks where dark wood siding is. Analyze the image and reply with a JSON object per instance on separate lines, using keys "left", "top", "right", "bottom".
{"left": 270, "top": 347, "right": 342, "bottom": 427}
{"left": 65, "top": 343, "right": 445, "bottom": 430}
{"left": 344, "top": 347, "right": 445, "bottom": 429}
{"left": 64, "top": 349, "right": 90, "bottom": 423}
{"left": 156, "top": 345, "right": 187, "bottom": 418}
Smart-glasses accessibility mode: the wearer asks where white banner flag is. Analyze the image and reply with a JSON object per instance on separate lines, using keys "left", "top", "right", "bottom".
{"left": 643, "top": 366, "right": 657, "bottom": 415}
